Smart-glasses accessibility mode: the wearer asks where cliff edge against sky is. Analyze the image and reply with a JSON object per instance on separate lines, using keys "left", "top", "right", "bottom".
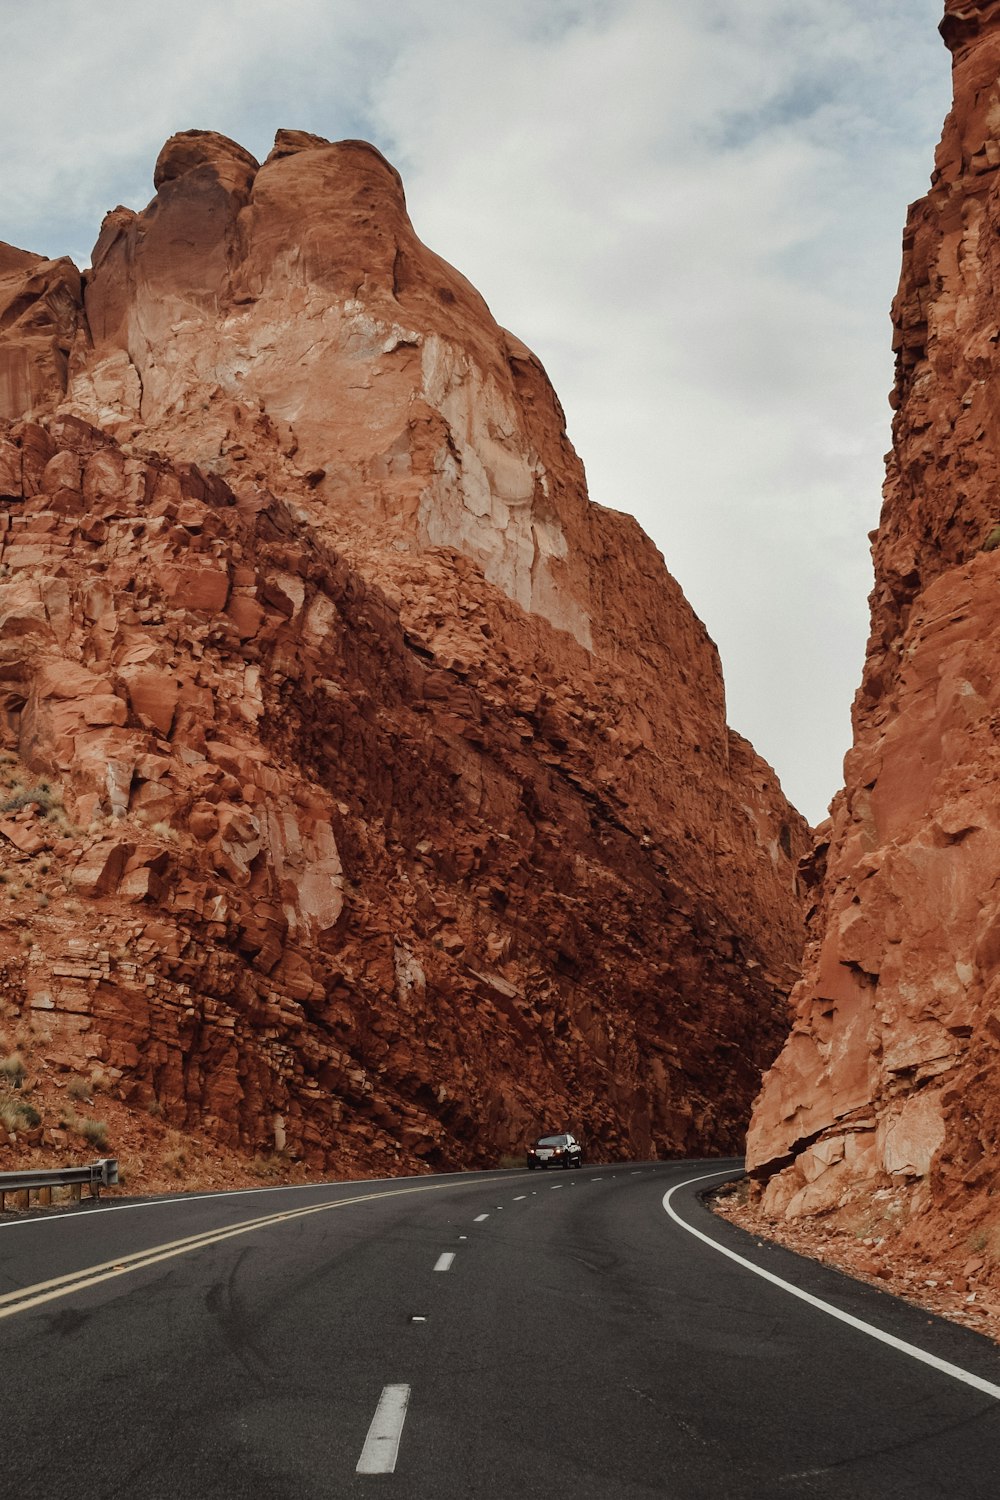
{"left": 746, "top": 1, "right": 1000, "bottom": 1311}
{"left": 0, "top": 129, "right": 807, "bottom": 1184}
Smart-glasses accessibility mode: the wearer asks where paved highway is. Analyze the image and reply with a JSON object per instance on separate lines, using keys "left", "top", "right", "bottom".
{"left": 2, "top": 1158, "right": 999, "bottom": 1497}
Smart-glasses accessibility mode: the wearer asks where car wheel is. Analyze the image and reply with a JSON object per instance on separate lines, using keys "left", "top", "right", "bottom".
{"left": 562, "top": 1157, "right": 570, "bottom": 1169}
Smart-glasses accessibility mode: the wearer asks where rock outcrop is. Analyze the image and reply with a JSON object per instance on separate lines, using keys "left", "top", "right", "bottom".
{"left": 0, "top": 130, "right": 807, "bottom": 1180}
{"left": 747, "top": 1, "right": 1000, "bottom": 1277}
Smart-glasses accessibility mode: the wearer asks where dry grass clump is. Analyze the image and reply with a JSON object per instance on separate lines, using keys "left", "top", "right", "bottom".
{"left": 162, "top": 1147, "right": 188, "bottom": 1178}
{"left": 249, "top": 1152, "right": 286, "bottom": 1179}
{"left": 162, "top": 1130, "right": 190, "bottom": 1178}
{"left": 149, "top": 821, "right": 179, "bottom": 844}
{"left": 59, "top": 1108, "right": 109, "bottom": 1150}
{"left": 0, "top": 1052, "right": 26, "bottom": 1087}
{"left": 0, "top": 1095, "right": 41, "bottom": 1133}
{"left": 66, "top": 1070, "right": 111, "bottom": 1103}
{"left": 0, "top": 777, "right": 70, "bottom": 829}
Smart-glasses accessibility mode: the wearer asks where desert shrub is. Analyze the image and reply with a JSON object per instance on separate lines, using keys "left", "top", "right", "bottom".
{"left": 0, "top": 781, "right": 61, "bottom": 816}
{"left": 0, "top": 1096, "right": 40, "bottom": 1132}
{"left": 60, "top": 1108, "right": 109, "bottom": 1149}
{"left": 67, "top": 1076, "right": 91, "bottom": 1101}
{"left": 80, "top": 1117, "right": 109, "bottom": 1149}
{"left": 0, "top": 1052, "right": 25, "bottom": 1087}
{"left": 249, "top": 1153, "right": 284, "bottom": 1178}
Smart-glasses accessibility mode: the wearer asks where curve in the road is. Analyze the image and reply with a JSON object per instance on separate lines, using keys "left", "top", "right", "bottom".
{"left": 663, "top": 1168, "right": 1000, "bottom": 1402}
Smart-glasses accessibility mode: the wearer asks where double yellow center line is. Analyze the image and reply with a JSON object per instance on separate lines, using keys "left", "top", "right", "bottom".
{"left": 0, "top": 1178, "right": 483, "bottom": 1322}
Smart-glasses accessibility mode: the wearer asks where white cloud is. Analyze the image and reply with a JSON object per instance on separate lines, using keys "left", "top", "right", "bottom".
{"left": 0, "top": 0, "right": 954, "bottom": 822}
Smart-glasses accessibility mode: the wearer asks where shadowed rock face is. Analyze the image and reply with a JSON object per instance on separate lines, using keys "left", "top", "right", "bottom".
{"left": 747, "top": 2, "right": 1000, "bottom": 1259}
{"left": 0, "top": 130, "right": 807, "bottom": 1178}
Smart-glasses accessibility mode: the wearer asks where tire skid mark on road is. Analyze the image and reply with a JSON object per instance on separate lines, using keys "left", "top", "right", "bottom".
{"left": 663, "top": 1171, "right": 1000, "bottom": 1403}
{"left": 0, "top": 1179, "right": 499, "bottom": 1323}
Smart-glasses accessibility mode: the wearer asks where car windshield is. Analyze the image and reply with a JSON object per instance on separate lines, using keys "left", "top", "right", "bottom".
{"left": 536, "top": 1135, "right": 569, "bottom": 1146}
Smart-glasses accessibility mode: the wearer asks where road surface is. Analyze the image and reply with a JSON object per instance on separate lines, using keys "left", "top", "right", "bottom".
{"left": 2, "top": 1157, "right": 998, "bottom": 1497}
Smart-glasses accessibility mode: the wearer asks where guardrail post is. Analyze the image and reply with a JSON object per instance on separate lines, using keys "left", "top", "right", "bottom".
{"left": 0, "top": 1159, "right": 119, "bottom": 1211}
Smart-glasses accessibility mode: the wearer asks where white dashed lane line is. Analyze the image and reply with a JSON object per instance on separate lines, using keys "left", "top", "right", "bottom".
{"left": 433, "top": 1253, "right": 455, "bottom": 1272}
{"left": 356, "top": 1384, "right": 411, "bottom": 1474}
{"left": 473, "top": 1213, "right": 489, "bottom": 1223}
{"left": 513, "top": 1195, "right": 527, "bottom": 1201}
{"left": 550, "top": 1184, "right": 563, "bottom": 1190}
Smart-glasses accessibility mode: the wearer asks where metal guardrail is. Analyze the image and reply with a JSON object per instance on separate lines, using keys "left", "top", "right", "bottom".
{"left": 0, "top": 1158, "right": 118, "bottom": 1212}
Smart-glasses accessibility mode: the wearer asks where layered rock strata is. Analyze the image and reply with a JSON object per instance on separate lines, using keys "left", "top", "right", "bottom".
{"left": 0, "top": 130, "right": 807, "bottom": 1178}
{"left": 748, "top": 2, "right": 1000, "bottom": 1275}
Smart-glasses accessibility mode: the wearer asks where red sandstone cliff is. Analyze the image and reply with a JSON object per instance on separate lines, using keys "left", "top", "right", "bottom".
{"left": 747, "top": 2, "right": 1000, "bottom": 1291}
{"left": 0, "top": 130, "right": 807, "bottom": 1184}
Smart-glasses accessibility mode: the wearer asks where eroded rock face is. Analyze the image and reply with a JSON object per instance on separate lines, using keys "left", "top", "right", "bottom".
{"left": 0, "top": 131, "right": 808, "bottom": 1178}
{"left": 747, "top": 2, "right": 1000, "bottom": 1265}
{"left": 0, "top": 245, "right": 82, "bottom": 420}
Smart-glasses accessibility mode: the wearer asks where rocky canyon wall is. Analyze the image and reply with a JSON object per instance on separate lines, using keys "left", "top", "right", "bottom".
{"left": 0, "top": 130, "right": 807, "bottom": 1181}
{"left": 747, "top": 1, "right": 1000, "bottom": 1272}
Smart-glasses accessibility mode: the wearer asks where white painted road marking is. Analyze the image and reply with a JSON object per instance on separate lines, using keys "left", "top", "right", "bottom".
{"left": 356, "top": 1384, "right": 411, "bottom": 1474}
{"left": 591, "top": 1177, "right": 603, "bottom": 1181}
{"left": 513, "top": 1195, "right": 527, "bottom": 1201}
{"left": 663, "top": 1172, "right": 1000, "bottom": 1403}
{"left": 0, "top": 1169, "right": 510, "bottom": 1236}
{"left": 473, "top": 1213, "right": 489, "bottom": 1222}
{"left": 434, "top": 1253, "right": 455, "bottom": 1272}
{"left": 0, "top": 1181, "right": 493, "bottom": 1325}
{"left": 550, "top": 1184, "right": 563, "bottom": 1190}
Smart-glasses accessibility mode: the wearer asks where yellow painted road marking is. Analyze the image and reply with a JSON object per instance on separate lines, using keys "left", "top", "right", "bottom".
{"left": 0, "top": 1180, "right": 487, "bottom": 1322}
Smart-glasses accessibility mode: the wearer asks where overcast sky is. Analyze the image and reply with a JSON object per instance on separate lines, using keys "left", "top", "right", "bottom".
{"left": 0, "top": 1, "right": 954, "bottom": 824}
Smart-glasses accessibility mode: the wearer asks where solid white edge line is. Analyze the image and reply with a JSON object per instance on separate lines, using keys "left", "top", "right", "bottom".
{"left": 663, "top": 1171, "right": 1000, "bottom": 1402}
{"left": 433, "top": 1252, "right": 455, "bottom": 1272}
{"left": 356, "top": 1383, "right": 411, "bottom": 1474}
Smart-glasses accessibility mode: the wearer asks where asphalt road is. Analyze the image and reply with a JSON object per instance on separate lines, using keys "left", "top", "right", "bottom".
{"left": 2, "top": 1158, "right": 999, "bottom": 1498}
